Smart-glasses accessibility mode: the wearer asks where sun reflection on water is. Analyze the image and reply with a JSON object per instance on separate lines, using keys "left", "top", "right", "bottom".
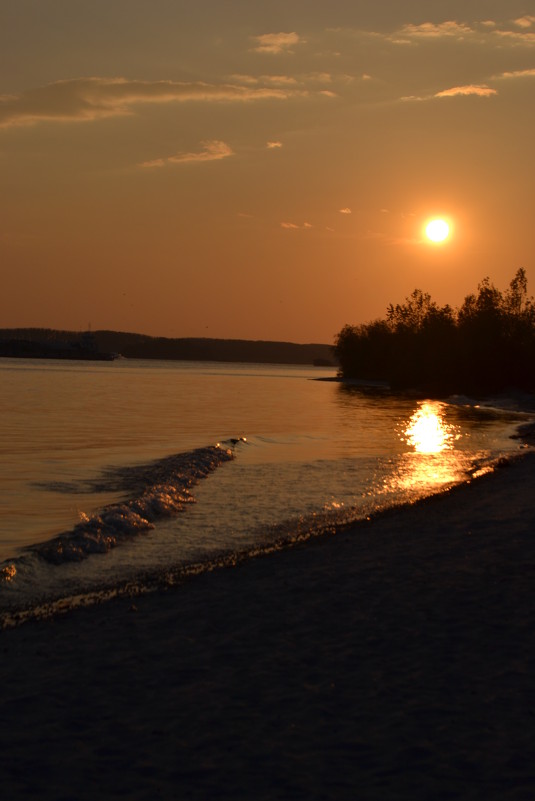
{"left": 405, "top": 401, "right": 458, "bottom": 454}
{"left": 389, "top": 401, "right": 467, "bottom": 493}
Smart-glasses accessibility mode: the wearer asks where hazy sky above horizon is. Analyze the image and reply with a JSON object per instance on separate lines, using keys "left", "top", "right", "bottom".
{"left": 2, "top": 1, "right": 534, "bottom": 343}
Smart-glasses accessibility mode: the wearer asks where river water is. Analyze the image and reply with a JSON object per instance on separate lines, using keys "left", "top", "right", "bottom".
{"left": 0, "top": 357, "right": 529, "bottom": 625}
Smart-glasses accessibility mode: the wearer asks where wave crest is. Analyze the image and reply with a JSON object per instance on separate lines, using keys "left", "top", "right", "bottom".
{"left": 29, "top": 444, "right": 234, "bottom": 564}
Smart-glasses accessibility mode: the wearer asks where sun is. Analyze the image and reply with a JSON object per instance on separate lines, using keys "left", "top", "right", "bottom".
{"left": 425, "top": 218, "right": 450, "bottom": 243}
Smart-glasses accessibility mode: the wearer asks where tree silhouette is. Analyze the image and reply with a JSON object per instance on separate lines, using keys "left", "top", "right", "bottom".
{"left": 335, "top": 269, "right": 535, "bottom": 395}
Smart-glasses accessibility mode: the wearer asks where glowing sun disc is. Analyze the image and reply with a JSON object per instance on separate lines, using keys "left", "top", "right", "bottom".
{"left": 425, "top": 218, "right": 450, "bottom": 243}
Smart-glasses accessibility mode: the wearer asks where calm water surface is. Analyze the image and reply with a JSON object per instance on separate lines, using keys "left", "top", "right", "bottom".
{"left": 0, "top": 357, "right": 528, "bottom": 623}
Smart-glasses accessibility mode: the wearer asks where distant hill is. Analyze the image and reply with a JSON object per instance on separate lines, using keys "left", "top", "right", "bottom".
{"left": 0, "top": 328, "right": 337, "bottom": 366}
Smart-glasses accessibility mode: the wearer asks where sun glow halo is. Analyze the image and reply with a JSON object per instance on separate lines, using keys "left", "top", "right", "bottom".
{"left": 425, "top": 218, "right": 450, "bottom": 243}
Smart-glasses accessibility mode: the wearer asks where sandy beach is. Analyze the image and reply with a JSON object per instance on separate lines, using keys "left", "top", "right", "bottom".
{"left": 1, "top": 450, "right": 535, "bottom": 800}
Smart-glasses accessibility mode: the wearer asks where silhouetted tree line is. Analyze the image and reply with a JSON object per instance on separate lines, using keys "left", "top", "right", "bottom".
{"left": 0, "top": 328, "right": 335, "bottom": 366}
{"left": 335, "top": 269, "right": 535, "bottom": 394}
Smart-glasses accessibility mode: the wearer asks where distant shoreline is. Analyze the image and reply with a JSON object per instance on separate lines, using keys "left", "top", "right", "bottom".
{"left": 0, "top": 340, "right": 119, "bottom": 362}
{"left": 0, "top": 328, "right": 337, "bottom": 367}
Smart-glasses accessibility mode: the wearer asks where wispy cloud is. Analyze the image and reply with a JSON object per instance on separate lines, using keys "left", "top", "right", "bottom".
{"left": 493, "top": 28, "right": 535, "bottom": 44}
{"left": 232, "top": 74, "right": 299, "bottom": 87}
{"left": 397, "top": 21, "right": 474, "bottom": 39}
{"left": 140, "top": 140, "right": 233, "bottom": 168}
{"left": 497, "top": 68, "right": 535, "bottom": 79}
{"left": 252, "top": 32, "right": 302, "bottom": 55}
{"left": 392, "top": 18, "right": 535, "bottom": 45}
{"left": 340, "top": 18, "right": 535, "bottom": 48}
{"left": 266, "top": 141, "right": 282, "bottom": 148}
{"left": 262, "top": 75, "right": 299, "bottom": 86}
{"left": 331, "top": 14, "right": 535, "bottom": 54}
{"left": 280, "top": 221, "right": 313, "bottom": 230}
{"left": 402, "top": 84, "right": 497, "bottom": 102}
{"left": 229, "top": 74, "right": 260, "bottom": 85}
{"left": 339, "top": 208, "right": 352, "bottom": 214}
{"left": 0, "top": 77, "right": 297, "bottom": 129}
{"left": 230, "top": 71, "right": 356, "bottom": 97}
{"left": 435, "top": 84, "right": 497, "bottom": 98}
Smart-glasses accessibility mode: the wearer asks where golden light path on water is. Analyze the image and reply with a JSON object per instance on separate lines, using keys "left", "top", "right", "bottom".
{"left": 405, "top": 402, "right": 458, "bottom": 454}
{"left": 390, "top": 401, "right": 466, "bottom": 492}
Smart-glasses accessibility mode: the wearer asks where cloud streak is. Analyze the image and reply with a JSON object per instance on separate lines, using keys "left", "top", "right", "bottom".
{"left": 402, "top": 84, "right": 498, "bottom": 102}
{"left": 251, "top": 32, "right": 302, "bottom": 54}
{"left": 336, "top": 18, "right": 535, "bottom": 48}
{"left": 435, "top": 84, "right": 497, "bottom": 98}
{"left": 394, "top": 18, "right": 535, "bottom": 45}
{"left": 493, "top": 28, "right": 535, "bottom": 44}
{"left": 280, "top": 221, "right": 313, "bottom": 230}
{"left": 497, "top": 68, "right": 535, "bottom": 79}
{"left": 140, "top": 140, "right": 233, "bottom": 168}
{"left": 0, "top": 77, "right": 298, "bottom": 129}
{"left": 398, "top": 21, "right": 474, "bottom": 39}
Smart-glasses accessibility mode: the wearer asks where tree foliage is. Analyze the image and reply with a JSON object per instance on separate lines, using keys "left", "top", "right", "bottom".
{"left": 335, "top": 269, "right": 535, "bottom": 394}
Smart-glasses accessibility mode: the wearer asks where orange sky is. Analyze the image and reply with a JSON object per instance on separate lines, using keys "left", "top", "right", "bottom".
{"left": 1, "top": 1, "right": 534, "bottom": 343}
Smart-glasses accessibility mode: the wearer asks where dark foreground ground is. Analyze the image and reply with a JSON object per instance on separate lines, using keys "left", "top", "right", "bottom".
{"left": 1, "top": 451, "right": 535, "bottom": 800}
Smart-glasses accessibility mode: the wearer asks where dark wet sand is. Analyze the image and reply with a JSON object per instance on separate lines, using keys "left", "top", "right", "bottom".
{"left": 1, "top": 451, "right": 535, "bottom": 800}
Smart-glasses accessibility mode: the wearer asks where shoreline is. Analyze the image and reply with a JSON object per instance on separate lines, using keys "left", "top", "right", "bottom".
{"left": 1, "top": 436, "right": 530, "bottom": 630}
{"left": 1, "top": 448, "right": 535, "bottom": 798}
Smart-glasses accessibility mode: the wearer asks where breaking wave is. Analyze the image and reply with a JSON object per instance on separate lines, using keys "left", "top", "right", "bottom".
{"left": 30, "top": 443, "right": 235, "bottom": 563}
{"left": 0, "top": 441, "right": 238, "bottom": 610}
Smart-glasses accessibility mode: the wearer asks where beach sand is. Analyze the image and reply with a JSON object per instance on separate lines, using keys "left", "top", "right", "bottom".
{"left": 1, "top": 450, "right": 535, "bottom": 800}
